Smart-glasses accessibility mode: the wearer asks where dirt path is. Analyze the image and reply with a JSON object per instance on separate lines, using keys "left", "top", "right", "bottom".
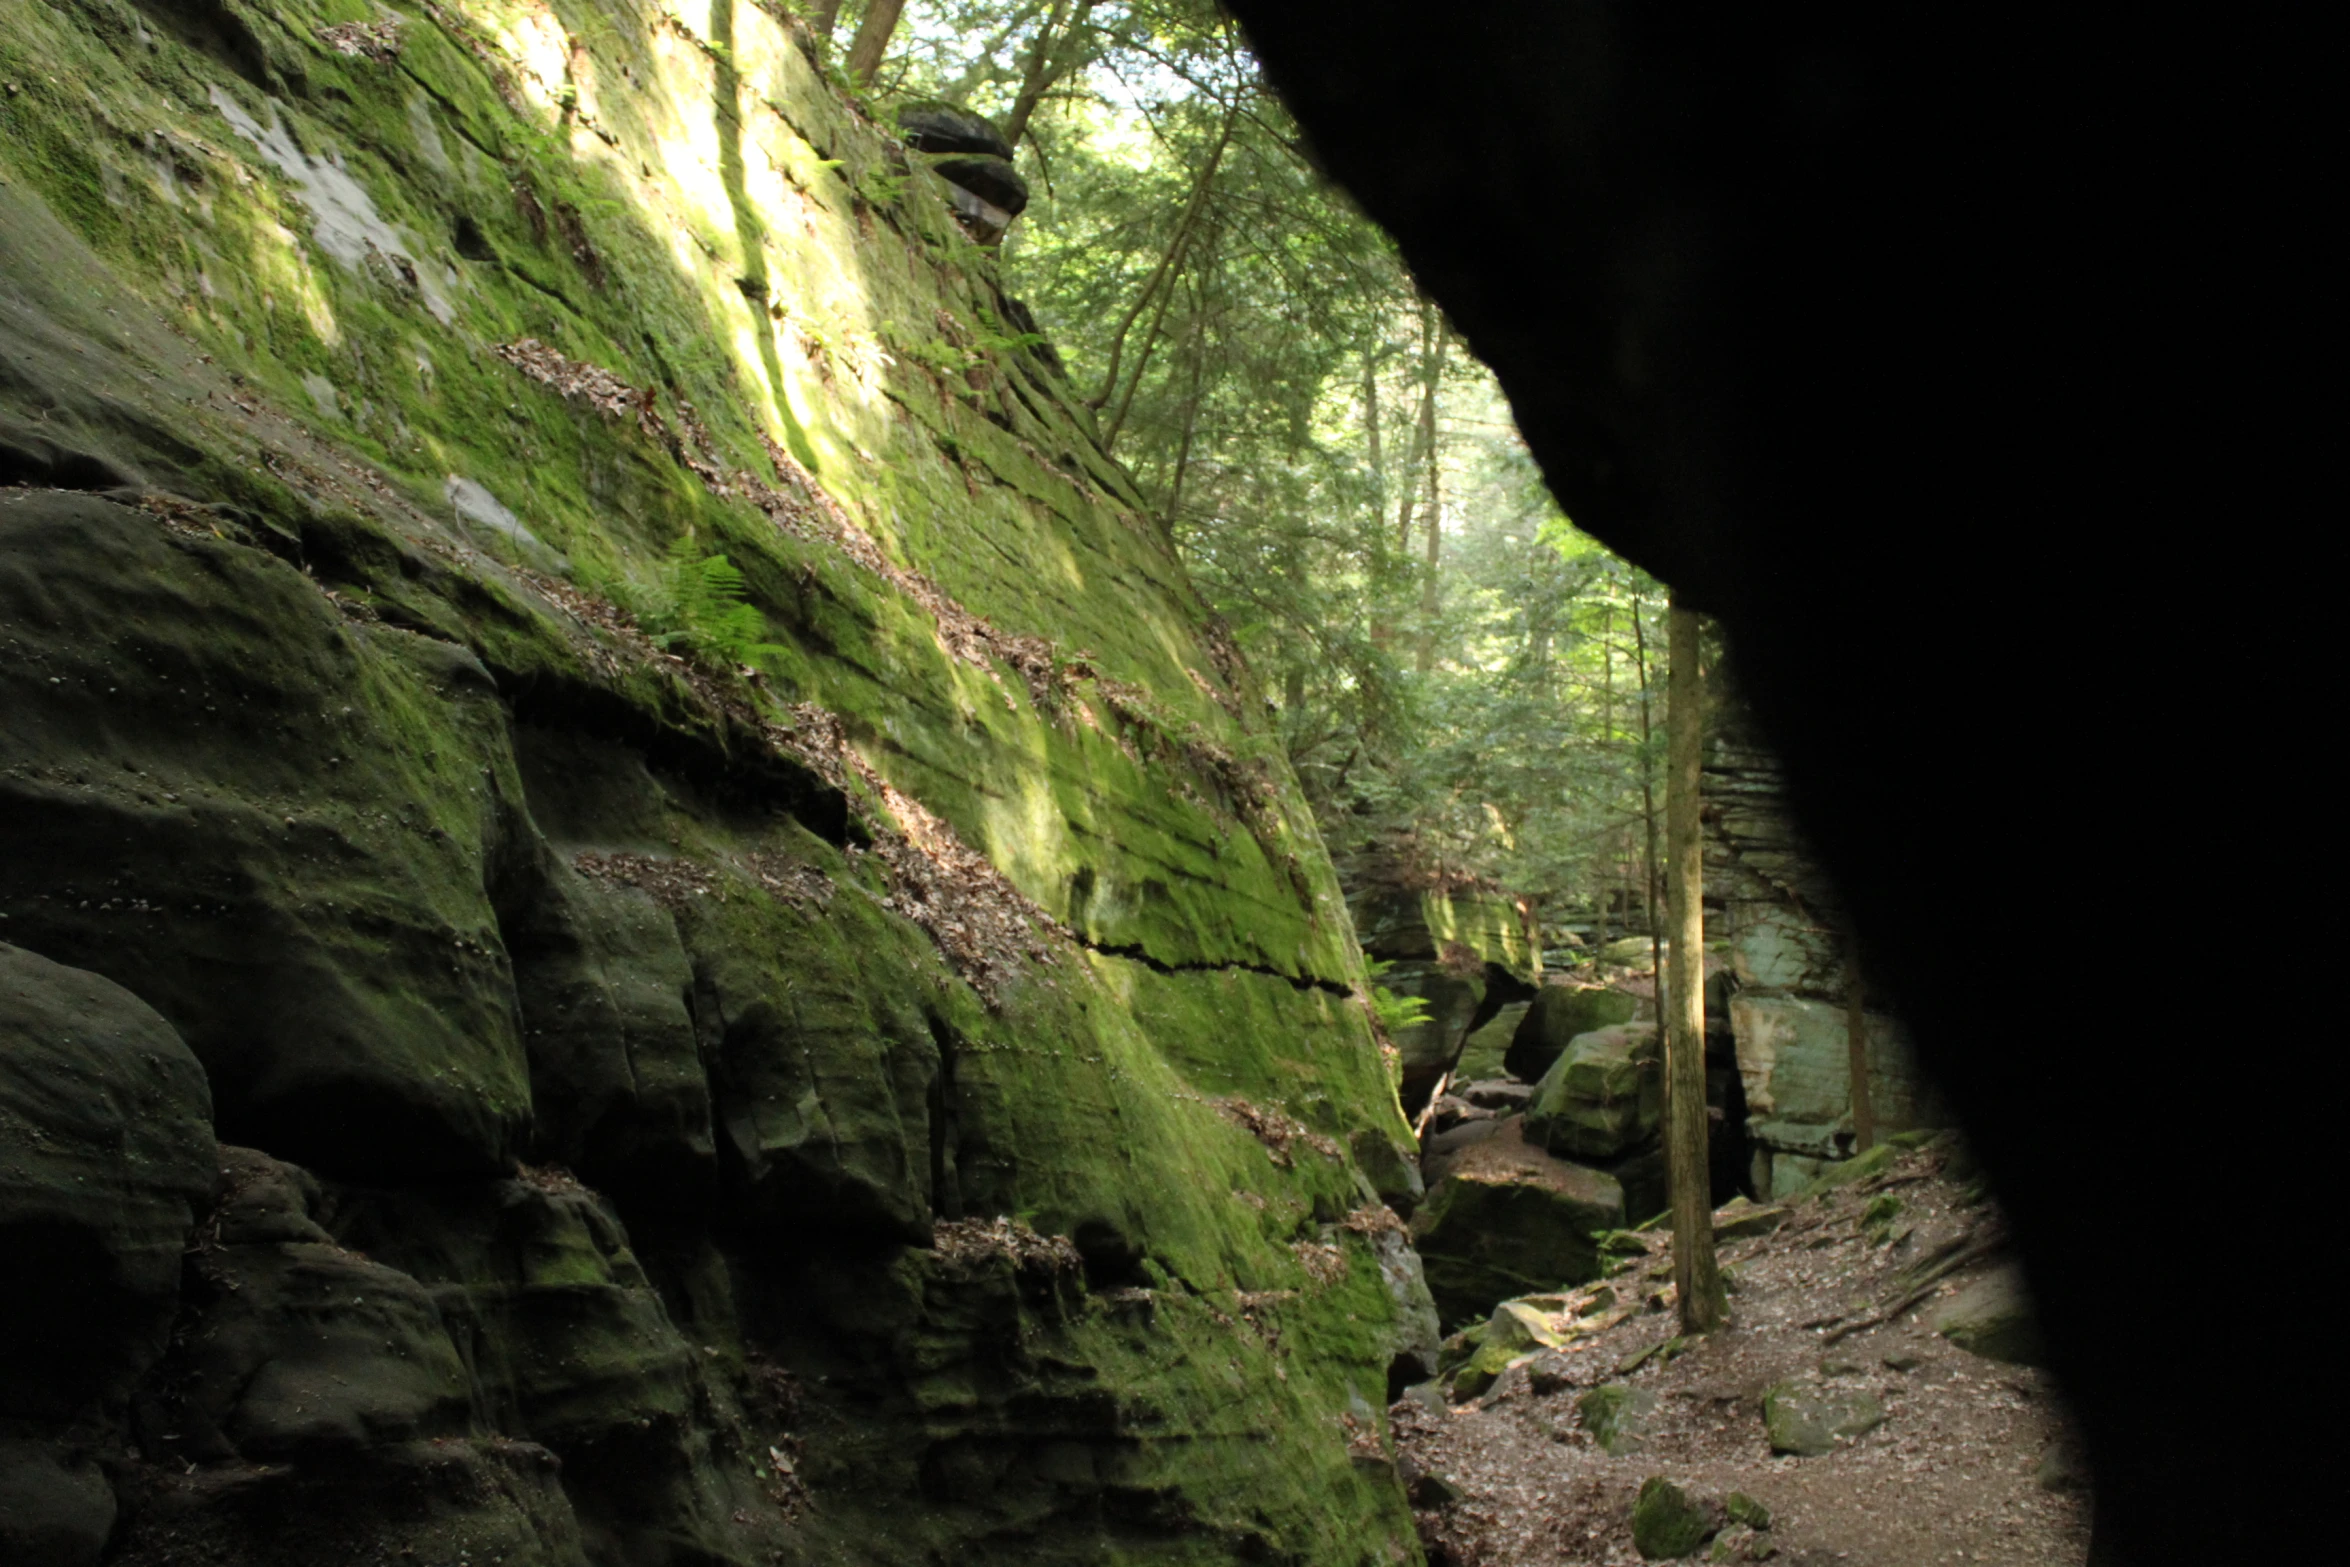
{"left": 1394, "top": 1143, "right": 2091, "bottom": 1566}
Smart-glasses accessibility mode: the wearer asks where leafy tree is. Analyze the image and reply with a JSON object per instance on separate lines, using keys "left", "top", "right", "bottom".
{"left": 882, "top": 2, "right": 1685, "bottom": 951}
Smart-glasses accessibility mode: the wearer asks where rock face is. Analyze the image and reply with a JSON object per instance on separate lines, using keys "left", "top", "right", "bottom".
{"left": 0, "top": 6, "right": 1421, "bottom": 1562}
{"left": 1, "top": 947, "right": 216, "bottom": 1567}
{"left": 1524, "top": 1022, "right": 1663, "bottom": 1159}
{"left": 1706, "top": 709, "right": 1945, "bottom": 1195}
{"left": 1347, "top": 869, "right": 1540, "bottom": 1108}
{"left": 1504, "top": 983, "right": 1638, "bottom": 1083}
{"left": 1413, "top": 1117, "right": 1623, "bottom": 1322}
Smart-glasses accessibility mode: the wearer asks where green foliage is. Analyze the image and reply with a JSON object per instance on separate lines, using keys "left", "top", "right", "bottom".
{"left": 1364, "top": 957, "right": 1433, "bottom": 1036}
{"left": 643, "top": 538, "right": 785, "bottom": 666}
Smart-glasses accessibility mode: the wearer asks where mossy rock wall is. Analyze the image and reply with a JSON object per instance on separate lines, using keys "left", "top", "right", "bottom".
{"left": 0, "top": 4, "right": 1422, "bottom": 1562}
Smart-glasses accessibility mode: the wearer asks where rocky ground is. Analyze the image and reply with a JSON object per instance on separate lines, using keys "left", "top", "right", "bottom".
{"left": 1392, "top": 1138, "right": 2091, "bottom": 1566}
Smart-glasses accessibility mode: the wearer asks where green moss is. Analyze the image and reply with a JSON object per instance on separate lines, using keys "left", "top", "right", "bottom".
{"left": 0, "top": 1, "right": 1419, "bottom": 1560}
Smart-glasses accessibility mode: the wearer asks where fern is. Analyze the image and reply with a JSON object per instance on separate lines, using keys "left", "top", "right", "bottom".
{"left": 646, "top": 538, "right": 785, "bottom": 667}
{"left": 1364, "top": 958, "right": 1435, "bottom": 1034}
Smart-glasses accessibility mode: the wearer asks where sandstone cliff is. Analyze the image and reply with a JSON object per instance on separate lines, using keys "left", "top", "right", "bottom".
{"left": 0, "top": 4, "right": 1428, "bottom": 1562}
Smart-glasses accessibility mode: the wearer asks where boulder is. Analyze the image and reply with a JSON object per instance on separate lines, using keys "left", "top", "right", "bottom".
{"left": 1413, "top": 1117, "right": 1624, "bottom": 1322}
{"left": 1932, "top": 1265, "right": 2046, "bottom": 1365}
{"left": 1601, "top": 936, "right": 1663, "bottom": 967}
{"left": 1761, "top": 1379, "right": 1885, "bottom": 1455}
{"left": 1707, "top": 1525, "right": 1777, "bottom": 1562}
{"left": 1730, "top": 994, "right": 1942, "bottom": 1193}
{"left": 1711, "top": 1196, "right": 1789, "bottom": 1241}
{"left": 0, "top": 1439, "right": 116, "bottom": 1567}
{"left": 930, "top": 154, "right": 1031, "bottom": 218}
{"left": 1577, "top": 1384, "right": 1659, "bottom": 1455}
{"left": 1504, "top": 984, "right": 1638, "bottom": 1082}
{"left": 1484, "top": 1296, "right": 1582, "bottom": 1357}
{"left": 0, "top": 943, "right": 215, "bottom": 1420}
{"left": 1457, "top": 1001, "right": 1533, "bottom": 1081}
{"left": 1383, "top": 960, "right": 1488, "bottom": 1081}
{"left": 1523, "top": 1022, "right": 1662, "bottom": 1160}
{"left": 895, "top": 100, "right": 1017, "bottom": 159}
{"left": 1799, "top": 1140, "right": 1898, "bottom": 1197}
{"left": 1462, "top": 1078, "right": 1534, "bottom": 1112}
{"left": 1631, "top": 1476, "right": 1720, "bottom": 1559}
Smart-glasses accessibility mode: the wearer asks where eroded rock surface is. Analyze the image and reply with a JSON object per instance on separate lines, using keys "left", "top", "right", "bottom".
{"left": 0, "top": 4, "right": 1424, "bottom": 1560}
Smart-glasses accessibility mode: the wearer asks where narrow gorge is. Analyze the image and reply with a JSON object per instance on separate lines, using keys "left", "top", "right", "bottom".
{"left": 1, "top": 3, "right": 2158, "bottom": 1565}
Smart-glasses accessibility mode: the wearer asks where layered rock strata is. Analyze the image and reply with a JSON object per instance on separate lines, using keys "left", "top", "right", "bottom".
{"left": 0, "top": 4, "right": 1425, "bottom": 1563}
{"left": 1705, "top": 703, "right": 1944, "bottom": 1195}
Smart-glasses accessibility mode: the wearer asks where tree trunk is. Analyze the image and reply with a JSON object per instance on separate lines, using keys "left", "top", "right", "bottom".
{"left": 1000, "top": 0, "right": 1097, "bottom": 149}
{"left": 1362, "top": 353, "right": 1385, "bottom": 539}
{"left": 1160, "top": 318, "right": 1208, "bottom": 528}
{"left": 1397, "top": 299, "right": 1438, "bottom": 552}
{"left": 1412, "top": 323, "right": 1447, "bottom": 674}
{"left": 810, "top": 0, "right": 846, "bottom": 46}
{"left": 1845, "top": 939, "right": 1876, "bottom": 1153}
{"left": 842, "top": 0, "right": 906, "bottom": 85}
{"left": 1089, "top": 99, "right": 1237, "bottom": 410}
{"left": 1666, "top": 596, "right": 1723, "bottom": 1334}
{"left": 1107, "top": 233, "right": 1209, "bottom": 449}
{"left": 1632, "top": 597, "right": 1661, "bottom": 957}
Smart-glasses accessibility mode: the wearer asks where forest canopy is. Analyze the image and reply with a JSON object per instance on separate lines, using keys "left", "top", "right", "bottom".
{"left": 819, "top": 0, "right": 1676, "bottom": 933}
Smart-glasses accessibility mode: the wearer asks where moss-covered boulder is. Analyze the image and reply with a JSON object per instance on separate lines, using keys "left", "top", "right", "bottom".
{"left": 1577, "top": 1383, "right": 1660, "bottom": 1455}
{"left": 1631, "top": 1476, "right": 1721, "bottom": 1559}
{"left": 1504, "top": 984, "right": 1639, "bottom": 1082}
{"left": 1933, "top": 1265, "right": 2046, "bottom": 1366}
{"left": 1523, "top": 1022, "right": 1662, "bottom": 1159}
{"left": 1413, "top": 1119, "right": 1624, "bottom": 1322}
{"left": 1457, "top": 1000, "right": 1533, "bottom": 1082}
{"left": 1761, "top": 1379, "right": 1886, "bottom": 1455}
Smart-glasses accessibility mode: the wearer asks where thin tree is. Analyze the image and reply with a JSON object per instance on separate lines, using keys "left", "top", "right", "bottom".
{"left": 1000, "top": 0, "right": 1100, "bottom": 148}
{"left": 1845, "top": 937, "right": 1877, "bottom": 1152}
{"left": 808, "top": 0, "right": 846, "bottom": 48}
{"left": 1631, "top": 595, "right": 1662, "bottom": 968}
{"left": 1090, "top": 95, "right": 1240, "bottom": 418}
{"left": 842, "top": 0, "right": 906, "bottom": 85}
{"left": 1412, "top": 321, "right": 1447, "bottom": 674}
{"left": 1665, "top": 594, "right": 1724, "bottom": 1333}
{"left": 1397, "top": 299, "right": 1439, "bottom": 552}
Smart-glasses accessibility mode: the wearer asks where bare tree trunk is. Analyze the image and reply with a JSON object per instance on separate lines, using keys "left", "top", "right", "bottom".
{"left": 1594, "top": 602, "right": 1614, "bottom": 956}
{"left": 1413, "top": 323, "right": 1447, "bottom": 674}
{"left": 1160, "top": 314, "right": 1208, "bottom": 528}
{"left": 1108, "top": 230, "right": 1212, "bottom": 449}
{"left": 1397, "top": 299, "right": 1438, "bottom": 552}
{"left": 1001, "top": 0, "right": 1098, "bottom": 148}
{"left": 1362, "top": 353, "right": 1385, "bottom": 538}
{"left": 811, "top": 0, "right": 846, "bottom": 46}
{"left": 1845, "top": 939, "right": 1877, "bottom": 1152}
{"left": 1665, "top": 597, "right": 1724, "bottom": 1332}
{"left": 1090, "top": 98, "right": 1237, "bottom": 410}
{"left": 1632, "top": 596, "right": 1661, "bottom": 960}
{"left": 842, "top": 0, "right": 906, "bottom": 85}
